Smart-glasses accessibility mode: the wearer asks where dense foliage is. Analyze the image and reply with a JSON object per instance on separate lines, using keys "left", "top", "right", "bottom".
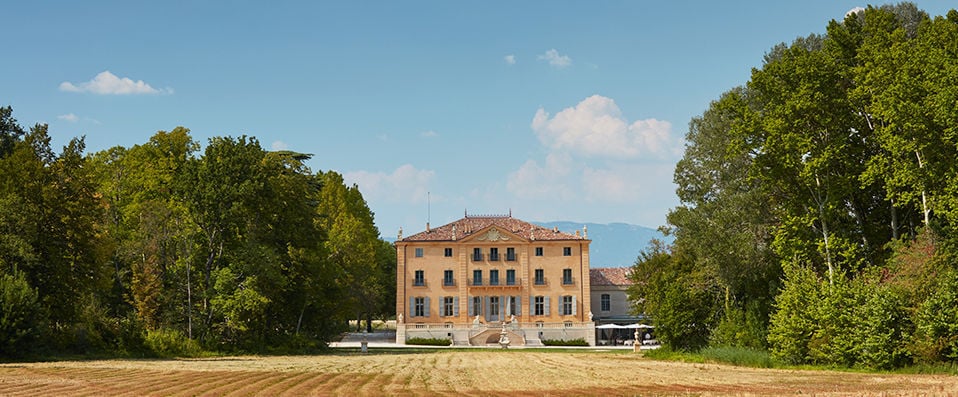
{"left": 0, "top": 108, "right": 395, "bottom": 357}
{"left": 630, "top": 3, "right": 958, "bottom": 368}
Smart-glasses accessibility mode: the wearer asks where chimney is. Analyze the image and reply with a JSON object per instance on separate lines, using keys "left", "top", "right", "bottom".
{"left": 583, "top": 225, "right": 588, "bottom": 238}
{"left": 426, "top": 222, "right": 431, "bottom": 233}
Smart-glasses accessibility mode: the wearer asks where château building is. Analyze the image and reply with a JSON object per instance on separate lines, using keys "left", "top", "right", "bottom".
{"left": 395, "top": 213, "right": 596, "bottom": 346}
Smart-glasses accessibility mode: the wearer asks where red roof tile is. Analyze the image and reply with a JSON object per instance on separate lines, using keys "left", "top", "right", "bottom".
{"left": 590, "top": 267, "right": 632, "bottom": 286}
{"left": 400, "top": 215, "right": 588, "bottom": 242}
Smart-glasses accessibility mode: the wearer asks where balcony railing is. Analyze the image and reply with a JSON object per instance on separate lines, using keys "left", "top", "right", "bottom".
{"left": 468, "top": 280, "right": 522, "bottom": 288}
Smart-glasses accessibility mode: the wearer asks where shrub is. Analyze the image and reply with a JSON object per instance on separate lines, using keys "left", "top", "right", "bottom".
{"left": 911, "top": 269, "right": 958, "bottom": 364}
{"left": 144, "top": 328, "right": 203, "bottom": 357}
{"left": 768, "top": 263, "right": 822, "bottom": 364}
{"left": 0, "top": 270, "right": 40, "bottom": 357}
{"left": 405, "top": 337, "right": 451, "bottom": 346}
{"left": 541, "top": 338, "right": 589, "bottom": 346}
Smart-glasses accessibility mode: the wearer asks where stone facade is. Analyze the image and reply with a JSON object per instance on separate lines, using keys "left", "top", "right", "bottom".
{"left": 589, "top": 267, "right": 635, "bottom": 322}
{"left": 395, "top": 214, "right": 595, "bottom": 346}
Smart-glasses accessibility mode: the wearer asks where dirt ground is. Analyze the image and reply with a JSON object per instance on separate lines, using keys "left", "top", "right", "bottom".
{"left": 1, "top": 350, "right": 956, "bottom": 396}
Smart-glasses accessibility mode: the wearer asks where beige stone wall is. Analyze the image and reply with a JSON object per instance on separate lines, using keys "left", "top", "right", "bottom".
{"left": 397, "top": 230, "right": 591, "bottom": 327}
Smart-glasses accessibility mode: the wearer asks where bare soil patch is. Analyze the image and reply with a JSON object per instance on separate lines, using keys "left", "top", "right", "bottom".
{"left": 1, "top": 350, "right": 955, "bottom": 396}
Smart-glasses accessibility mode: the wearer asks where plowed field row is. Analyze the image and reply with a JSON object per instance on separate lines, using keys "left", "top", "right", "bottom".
{"left": 1, "top": 351, "right": 956, "bottom": 396}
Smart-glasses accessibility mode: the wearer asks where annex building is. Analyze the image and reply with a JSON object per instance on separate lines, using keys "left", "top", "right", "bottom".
{"left": 395, "top": 213, "right": 596, "bottom": 346}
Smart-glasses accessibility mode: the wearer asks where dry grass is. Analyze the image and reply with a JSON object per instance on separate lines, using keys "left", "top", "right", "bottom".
{"left": 1, "top": 350, "right": 956, "bottom": 396}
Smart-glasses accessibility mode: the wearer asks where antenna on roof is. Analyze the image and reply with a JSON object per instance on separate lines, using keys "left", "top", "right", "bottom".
{"left": 426, "top": 191, "right": 431, "bottom": 232}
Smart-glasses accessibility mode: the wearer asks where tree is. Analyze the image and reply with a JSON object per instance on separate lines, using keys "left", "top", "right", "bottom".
{"left": 628, "top": 241, "right": 719, "bottom": 350}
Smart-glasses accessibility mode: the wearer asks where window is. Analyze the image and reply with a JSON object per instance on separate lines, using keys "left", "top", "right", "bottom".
{"left": 490, "top": 269, "right": 499, "bottom": 286}
{"left": 472, "top": 248, "right": 483, "bottom": 261}
{"left": 414, "top": 270, "right": 425, "bottom": 286}
{"left": 415, "top": 248, "right": 424, "bottom": 257}
{"left": 535, "top": 247, "right": 543, "bottom": 256}
{"left": 489, "top": 247, "right": 499, "bottom": 261}
{"left": 562, "top": 268, "right": 573, "bottom": 285}
{"left": 507, "top": 296, "right": 520, "bottom": 316}
{"left": 471, "top": 296, "right": 482, "bottom": 316}
{"left": 473, "top": 269, "right": 482, "bottom": 286}
{"left": 489, "top": 296, "right": 500, "bottom": 321}
{"left": 443, "top": 296, "right": 455, "bottom": 317}
{"left": 562, "top": 295, "right": 574, "bottom": 315}
{"left": 506, "top": 269, "right": 516, "bottom": 285}
{"left": 563, "top": 247, "right": 572, "bottom": 256}
{"left": 601, "top": 294, "right": 611, "bottom": 312}
{"left": 534, "top": 296, "right": 545, "bottom": 316}
{"left": 444, "top": 248, "right": 453, "bottom": 257}
{"left": 414, "top": 297, "right": 425, "bottom": 317}
{"left": 443, "top": 270, "right": 454, "bottom": 286}
{"left": 506, "top": 247, "right": 516, "bottom": 261}
{"left": 534, "top": 269, "right": 545, "bottom": 285}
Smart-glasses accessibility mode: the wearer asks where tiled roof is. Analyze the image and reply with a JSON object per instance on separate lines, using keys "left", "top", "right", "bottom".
{"left": 399, "top": 215, "right": 588, "bottom": 242}
{"left": 590, "top": 267, "right": 633, "bottom": 286}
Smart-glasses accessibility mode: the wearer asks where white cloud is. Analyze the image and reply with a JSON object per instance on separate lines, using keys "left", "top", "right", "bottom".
{"left": 506, "top": 153, "right": 576, "bottom": 200}
{"left": 271, "top": 140, "right": 289, "bottom": 151}
{"left": 504, "top": 54, "right": 516, "bottom": 65}
{"left": 582, "top": 166, "right": 650, "bottom": 203}
{"left": 537, "top": 49, "right": 571, "bottom": 68}
{"left": 344, "top": 164, "right": 436, "bottom": 204}
{"left": 421, "top": 130, "right": 438, "bottom": 138}
{"left": 531, "top": 95, "right": 675, "bottom": 158}
{"left": 59, "top": 71, "right": 172, "bottom": 95}
{"left": 845, "top": 6, "right": 865, "bottom": 17}
{"left": 57, "top": 113, "right": 79, "bottom": 123}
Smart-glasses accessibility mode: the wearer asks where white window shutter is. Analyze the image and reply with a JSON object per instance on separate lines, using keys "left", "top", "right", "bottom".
{"left": 529, "top": 295, "right": 534, "bottom": 316}
{"left": 468, "top": 296, "right": 474, "bottom": 316}
{"left": 572, "top": 295, "right": 577, "bottom": 316}
{"left": 409, "top": 297, "right": 415, "bottom": 317}
{"left": 516, "top": 295, "right": 522, "bottom": 316}
{"left": 454, "top": 296, "right": 459, "bottom": 317}
{"left": 424, "top": 296, "right": 430, "bottom": 317}
{"left": 545, "top": 296, "right": 551, "bottom": 315}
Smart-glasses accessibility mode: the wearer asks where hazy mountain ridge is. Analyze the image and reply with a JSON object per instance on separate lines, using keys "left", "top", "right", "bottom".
{"left": 535, "top": 221, "right": 670, "bottom": 268}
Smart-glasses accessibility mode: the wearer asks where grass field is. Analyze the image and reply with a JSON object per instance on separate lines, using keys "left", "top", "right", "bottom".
{"left": 2, "top": 349, "right": 956, "bottom": 396}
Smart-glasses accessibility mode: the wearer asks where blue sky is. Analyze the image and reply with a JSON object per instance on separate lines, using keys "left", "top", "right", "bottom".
{"left": 4, "top": 1, "right": 954, "bottom": 238}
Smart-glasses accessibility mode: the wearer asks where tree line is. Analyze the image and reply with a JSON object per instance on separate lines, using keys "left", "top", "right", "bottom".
{"left": 630, "top": 3, "right": 958, "bottom": 369}
{"left": 0, "top": 108, "right": 395, "bottom": 357}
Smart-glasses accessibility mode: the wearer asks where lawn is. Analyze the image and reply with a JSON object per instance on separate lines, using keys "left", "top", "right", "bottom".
{"left": 1, "top": 349, "right": 956, "bottom": 396}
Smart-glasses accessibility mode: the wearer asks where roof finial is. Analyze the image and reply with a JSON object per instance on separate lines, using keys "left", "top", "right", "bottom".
{"left": 583, "top": 225, "right": 588, "bottom": 238}
{"left": 398, "top": 227, "right": 403, "bottom": 240}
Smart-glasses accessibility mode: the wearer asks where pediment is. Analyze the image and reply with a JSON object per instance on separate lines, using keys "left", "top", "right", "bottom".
{"left": 459, "top": 225, "right": 529, "bottom": 243}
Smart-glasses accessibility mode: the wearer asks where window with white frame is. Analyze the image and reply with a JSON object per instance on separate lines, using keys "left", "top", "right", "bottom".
{"left": 443, "top": 296, "right": 455, "bottom": 317}
{"left": 562, "top": 295, "right": 573, "bottom": 315}
{"left": 534, "top": 295, "right": 545, "bottom": 316}
{"left": 443, "top": 270, "right": 454, "bottom": 286}
{"left": 414, "top": 297, "right": 425, "bottom": 317}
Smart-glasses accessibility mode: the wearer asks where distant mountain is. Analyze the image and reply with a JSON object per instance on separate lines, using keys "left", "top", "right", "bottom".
{"left": 535, "top": 221, "right": 671, "bottom": 268}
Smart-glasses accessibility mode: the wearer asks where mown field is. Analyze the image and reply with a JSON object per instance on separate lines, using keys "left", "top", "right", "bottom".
{"left": 1, "top": 350, "right": 956, "bottom": 396}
